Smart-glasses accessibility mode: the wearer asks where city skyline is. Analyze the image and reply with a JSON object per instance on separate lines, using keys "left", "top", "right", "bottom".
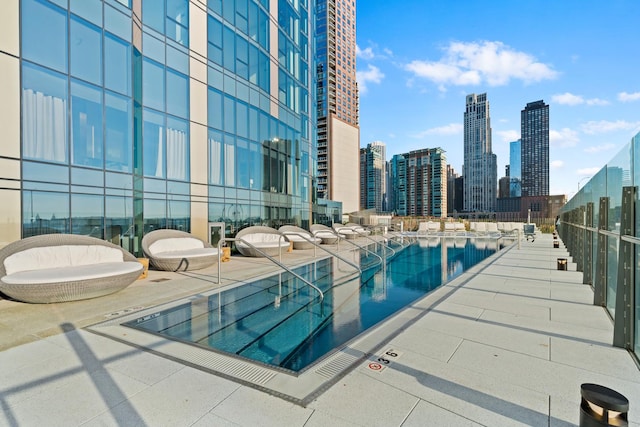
{"left": 355, "top": 0, "right": 640, "bottom": 198}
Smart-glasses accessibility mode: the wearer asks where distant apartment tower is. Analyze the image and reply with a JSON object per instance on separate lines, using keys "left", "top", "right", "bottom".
{"left": 521, "top": 100, "right": 549, "bottom": 197}
{"left": 446, "top": 165, "right": 459, "bottom": 215}
{"left": 388, "top": 148, "right": 447, "bottom": 217}
{"left": 510, "top": 140, "right": 522, "bottom": 197}
{"left": 498, "top": 165, "right": 510, "bottom": 199}
{"left": 463, "top": 93, "right": 497, "bottom": 213}
{"left": 359, "top": 141, "right": 386, "bottom": 212}
{"left": 316, "top": 0, "right": 360, "bottom": 212}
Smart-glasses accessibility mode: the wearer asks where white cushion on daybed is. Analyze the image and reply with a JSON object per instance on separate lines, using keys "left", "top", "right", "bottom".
{"left": 282, "top": 233, "right": 321, "bottom": 243}
{"left": 2, "top": 262, "right": 141, "bottom": 285}
{"left": 148, "top": 237, "right": 204, "bottom": 255}
{"left": 336, "top": 228, "right": 357, "bottom": 235}
{"left": 4, "top": 245, "right": 124, "bottom": 276}
{"left": 237, "top": 233, "right": 289, "bottom": 249}
{"left": 153, "top": 247, "right": 219, "bottom": 259}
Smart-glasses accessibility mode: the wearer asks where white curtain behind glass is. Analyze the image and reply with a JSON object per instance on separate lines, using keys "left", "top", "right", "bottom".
{"left": 224, "top": 141, "right": 235, "bottom": 186}
{"left": 167, "top": 127, "right": 187, "bottom": 180}
{"left": 154, "top": 127, "right": 164, "bottom": 178}
{"left": 209, "top": 136, "right": 222, "bottom": 185}
{"left": 23, "top": 89, "right": 67, "bottom": 162}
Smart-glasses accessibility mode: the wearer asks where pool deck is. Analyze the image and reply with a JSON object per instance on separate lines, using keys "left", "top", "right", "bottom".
{"left": 1, "top": 233, "right": 638, "bottom": 426}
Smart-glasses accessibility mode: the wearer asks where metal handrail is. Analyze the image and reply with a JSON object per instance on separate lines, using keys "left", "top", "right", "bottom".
{"left": 281, "top": 231, "right": 362, "bottom": 275}
{"left": 352, "top": 231, "right": 397, "bottom": 258}
{"left": 330, "top": 230, "right": 385, "bottom": 268}
{"left": 226, "top": 237, "right": 324, "bottom": 302}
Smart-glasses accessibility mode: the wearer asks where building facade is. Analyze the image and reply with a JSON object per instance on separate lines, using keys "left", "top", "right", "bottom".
{"left": 463, "top": 93, "right": 497, "bottom": 213}
{"left": 509, "top": 139, "right": 522, "bottom": 197}
{"left": 388, "top": 148, "right": 446, "bottom": 217}
{"left": 0, "top": 0, "right": 318, "bottom": 251}
{"left": 521, "top": 100, "right": 549, "bottom": 197}
{"left": 359, "top": 141, "right": 386, "bottom": 212}
{"left": 315, "top": 0, "right": 359, "bottom": 213}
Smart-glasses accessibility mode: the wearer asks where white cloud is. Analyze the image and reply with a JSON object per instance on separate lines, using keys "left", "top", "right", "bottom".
{"left": 586, "top": 98, "right": 610, "bottom": 106}
{"left": 357, "top": 64, "right": 384, "bottom": 94}
{"left": 496, "top": 130, "right": 519, "bottom": 142}
{"left": 550, "top": 160, "right": 564, "bottom": 169}
{"left": 356, "top": 45, "right": 375, "bottom": 60}
{"left": 550, "top": 128, "right": 580, "bottom": 147}
{"left": 618, "top": 91, "right": 640, "bottom": 102}
{"left": 552, "top": 92, "right": 583, "bottom": 105}
{"left": 411, "top": 123, "right": 463, "bottom": 138}
{"left": 552, "top": 92, "right": 609, "bottom": 106}
{"left": 581, "top": 120, "right": 640, "bottom": 134}
{"left": 577, "top": 167, "right": 602, "bottom": 176}
{"left": 584, "top": 143, "right": 616, "bottom": 153}
{"left": 405, "top": 41, "right": 558, "bottom": 87}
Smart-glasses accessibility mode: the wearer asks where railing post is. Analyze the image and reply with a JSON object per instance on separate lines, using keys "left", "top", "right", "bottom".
{"left": 594, "top": 197, "right": 609, "bottom": 307}
{"left": 613, "top": 186, "right": 636, "bottom": 349}
{"left": 583, "top": 202, "right": 594, "bottom": 285}
{"left": 576, "top": 205, "right": 585, "bottom": 272}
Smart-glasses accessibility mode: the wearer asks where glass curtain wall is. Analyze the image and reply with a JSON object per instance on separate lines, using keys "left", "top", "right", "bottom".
{"left": 205, "top": 0, "right": 311, "bottom": 236}
{"left": 560, "top": 131, "right": 639, "bottom": 362}
{"left": 20, "top": 0, "right": 314, "bottom": 250}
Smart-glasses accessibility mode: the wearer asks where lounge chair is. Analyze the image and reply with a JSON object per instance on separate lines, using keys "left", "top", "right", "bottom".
{"left": 278, "top": 225, "right": 321, "bottom": 249}
{"left": 332, "top": 224, "right": 359, "bottom": 240}
{"left": 235, "top": 226, "right": 290, "bottom": 257}
{"left": 345, "top": 223, "right": 371, "bottom": 236}
{"left": 142, "top": 229, "right": 219, "bottom": 271}
{"left": 0, "top": 234, "right": 142, "bottom": 303}
{"left": 310, "top": 224, "right": 340, "bottom": 244}
{"left": 416, "top": 222, "right": 430, "bottom": 236}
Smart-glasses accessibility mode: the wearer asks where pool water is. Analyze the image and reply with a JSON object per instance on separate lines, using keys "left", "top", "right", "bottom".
{"left": 124, "top": 238, "right": 500, "bottom": 372}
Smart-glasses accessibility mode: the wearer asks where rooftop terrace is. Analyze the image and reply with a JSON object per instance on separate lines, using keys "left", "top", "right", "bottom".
{"left": 0, "top": 233, "right": 638, "bottom": 426}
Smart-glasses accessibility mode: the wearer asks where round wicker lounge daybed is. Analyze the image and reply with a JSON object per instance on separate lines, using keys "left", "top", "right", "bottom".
{"left": 0, "top": 234, "right": 143, "bottom": 303}
{"left": 278, "top": 225, "right": 321, "bottom": 249}
{"left": 332, "top": 224, "right": 359, "bottom": 240}
{"left": 310, "top": 224, "right": 340, "bottom": 244}
{"left": 141, "top": 229, "right": 219, "bottom": 271}
{"left": 235, "top": 226, "right": 290, "bottom": 257}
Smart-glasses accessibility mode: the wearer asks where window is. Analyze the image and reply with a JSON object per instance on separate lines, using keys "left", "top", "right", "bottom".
{"left": 71, "top": 80, "right": 103, "bottom": 168}
{"left": 22, "top": 0, "right": 68, "bottom": 73}
{"left": 22, "top": 63, "right": 68, "bottom": 164}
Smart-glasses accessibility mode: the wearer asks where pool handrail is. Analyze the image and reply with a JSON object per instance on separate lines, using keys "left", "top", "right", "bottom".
{"left": 280, "top": 231, "right": 362, "bottom": 276}
{"left": 226, "top": 237, "right": 324, "bottom": 302}
{"left": 326, "top": 229, "right": 385, "bottom": 269}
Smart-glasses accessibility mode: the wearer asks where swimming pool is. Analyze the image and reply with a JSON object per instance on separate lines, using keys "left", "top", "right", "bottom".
{"left": 123, "top": 237, "right": 501, "bottom": 373}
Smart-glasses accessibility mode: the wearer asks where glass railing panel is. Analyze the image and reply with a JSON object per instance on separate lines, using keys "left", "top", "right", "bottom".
{"left": 635, "top": 245, "right": 640, "bottom": 357}
{"left": 605, "top": 235, "right": 618, "bottom": 317}
{"left": 606, "top": 146, "right": 633, "bottom": 232}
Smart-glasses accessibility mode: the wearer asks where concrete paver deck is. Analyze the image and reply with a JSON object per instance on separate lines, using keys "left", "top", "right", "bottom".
{"left": 0, "top": 233, "right": 638, "bottom": 426}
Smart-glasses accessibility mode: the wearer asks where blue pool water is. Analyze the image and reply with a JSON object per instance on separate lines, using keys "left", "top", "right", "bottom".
{"left": 124, "top": 238, "right": 501, "bottom": 372}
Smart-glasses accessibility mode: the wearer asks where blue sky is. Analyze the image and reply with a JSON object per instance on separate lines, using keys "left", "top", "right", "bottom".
{"left": 355, "top": 0, "right": 640, "bottom": 197}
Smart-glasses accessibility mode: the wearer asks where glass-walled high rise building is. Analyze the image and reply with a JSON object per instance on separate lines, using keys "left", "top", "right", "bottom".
{"left": 0, "top": 0, "right": 317, "bottom": 251}
{"left": 387, "top": 148, "right": 446, "bottom": 218}
{"left": 521, "top": 100, "right": 549, "bottom": 197}
{"left": 315, "top": 0, "right": 359, "bottom": 213}
{"left": 509, "top": 139, "right": 522, "bottom": 197}
{"left": 463, "top": 93, "right": 497, "bottom": 213}
{"left": 359, "top": 141, "right": 385, "bottom": 212}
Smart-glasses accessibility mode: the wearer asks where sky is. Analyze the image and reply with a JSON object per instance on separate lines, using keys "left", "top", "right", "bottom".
{"left": 355, "top": 0, "right": 640, "bottom": 198}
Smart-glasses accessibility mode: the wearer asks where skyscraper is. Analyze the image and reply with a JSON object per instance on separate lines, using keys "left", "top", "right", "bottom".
{"left": 0, "top": 0, "right": 316, "bottom": 249}
{"left": 463, "top": 93, "right": 497, "bottom": 213}
{"left": 509, "top": 139, "right": 522, "bottom": 197}
{"left": 388, "top": 148, "right": 447, "bottom": 217}
{"left": 521, "top": 100, "right": 549, "bottom": 197}
{"left": 359, "top": 141, "right": 386, "bottom": 212}
{"left": 315, "top": 0, "right": 360, "bottom": 213}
